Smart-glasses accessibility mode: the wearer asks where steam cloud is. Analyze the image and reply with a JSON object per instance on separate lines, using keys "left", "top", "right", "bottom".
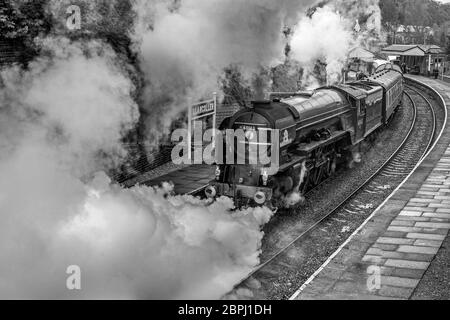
{"left": 132, "top": 0, "right": 382, "bottom": 144}
{"left": 0, "top": 36, "right": 273, "bottom": 299}
{"left": 290, "top": 0, "right": 383, "bottom": 85}
{"left": 131, "top": 0, "right": 316, "bottom": 146}
{"left": 290, "top": 6, "right": 353, "bottom": 85}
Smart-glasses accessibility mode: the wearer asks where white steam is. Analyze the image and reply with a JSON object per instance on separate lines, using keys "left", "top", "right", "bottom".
{"left": 0, "top": 0, "right": 385, "bottom": 299}
{"left": 290, "top": 6, "right": 352, "bottom": 85}
{"left": 290, "top": 0, "right": 383, "bottom": 85}
{"left": 131, "top": 0, "right": 316, "bottom": 146}
{"left": 0, "top": 37, "right": 272, "bottom": 299}
{"left": 0, "top": 37, "right": 138, "bottom": 176}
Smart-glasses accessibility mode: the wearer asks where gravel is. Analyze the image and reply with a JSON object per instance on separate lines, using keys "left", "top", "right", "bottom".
{"left": 412, "top": 232, "right": 450, "bottom": 300}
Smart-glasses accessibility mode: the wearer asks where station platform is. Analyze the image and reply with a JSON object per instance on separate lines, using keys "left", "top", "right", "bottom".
{"left": 141, "top": 164, "right": 214, "bottom": 195}
{"left": 292, "top": 75, "right": 450, "bottom": 300}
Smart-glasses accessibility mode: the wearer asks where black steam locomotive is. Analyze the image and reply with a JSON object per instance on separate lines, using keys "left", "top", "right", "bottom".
{"left": 205, "top": 63, "right": 404, "bottom": 211}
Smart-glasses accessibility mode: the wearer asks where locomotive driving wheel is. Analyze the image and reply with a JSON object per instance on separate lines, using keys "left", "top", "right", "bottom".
{"left": 311, "top": 166, "right": 324, "bottom": 186}
{"left": 311, "top": 147, "right": 325, "bottom": 186}
{"left": 299, "top": 165, "right": 311, "bottom": 194}
{"left": 324, "top": 155, "right": 337, "bottom": 178}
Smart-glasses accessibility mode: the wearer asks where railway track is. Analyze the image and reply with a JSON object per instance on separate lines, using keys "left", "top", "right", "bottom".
{"left": 373, "top": 86, "right": 436, "bottom": 180}
{"left": 225, "top": 83, "right": 441, "bottom": 300}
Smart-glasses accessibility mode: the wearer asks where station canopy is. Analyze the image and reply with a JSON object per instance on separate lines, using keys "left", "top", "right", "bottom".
{"left": 348, "top": 47, "right": 375, "bottom": 62}
{"left": 374, "top": 59, "right": 390, "bottom": 68}
{"left": 381, "top": 44, "right": 444, "bottom": 57}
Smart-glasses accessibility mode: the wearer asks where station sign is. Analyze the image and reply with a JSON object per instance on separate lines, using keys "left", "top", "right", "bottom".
{"left": 192, "top": 100, "right": 215, "bottom": 117}
{"left": 187, "top": 94, "right": 217, "bottom": 160}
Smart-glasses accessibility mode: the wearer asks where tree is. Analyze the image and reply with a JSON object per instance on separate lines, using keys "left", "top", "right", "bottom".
{"left": 380, "top": 0, "right": 401, "bottom": 43}
{"left": 0, "top": 0, "right": 50, "bottom": 40}
{"left": 379, "top": 0, "right": 450, "bottom": 45}
{"left": 0, "top": 0, "right": 51, "bottom": 62}
{"left": 446, "top": 38, "right": 450, "bottom": 55}
{"left": 440, "top": 31, "right": 447, "bottom": 48}
{"left": 220, "top": 65, "right": 253, "bottom": 107}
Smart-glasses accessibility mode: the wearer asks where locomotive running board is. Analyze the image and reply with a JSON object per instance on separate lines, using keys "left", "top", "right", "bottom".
{"left": 295, "top": 130, "right": 348, "bottom": 155}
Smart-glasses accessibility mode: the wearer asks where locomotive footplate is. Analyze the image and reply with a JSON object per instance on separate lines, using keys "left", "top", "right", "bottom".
{"left": 295, "top": 130, "right": 347, "bottom": 156}
{"left": 208, "top": 183, "right": 273, "bottom": 207}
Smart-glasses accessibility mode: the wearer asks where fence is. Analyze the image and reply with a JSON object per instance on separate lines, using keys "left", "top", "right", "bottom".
{"left": 0, "top": 39, "right": 25, "bottom": 66}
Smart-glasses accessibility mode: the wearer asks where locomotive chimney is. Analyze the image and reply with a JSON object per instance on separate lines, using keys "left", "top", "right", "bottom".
{"left": 249, "top": 100, "right": 271, "bottom": 109}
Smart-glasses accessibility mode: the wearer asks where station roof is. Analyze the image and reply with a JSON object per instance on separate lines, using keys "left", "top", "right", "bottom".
{"left": 381, "top": 44, "right": 444, "bottom": 57}
{"left": 348, "top": 47, "right": 375, "bottom": 62}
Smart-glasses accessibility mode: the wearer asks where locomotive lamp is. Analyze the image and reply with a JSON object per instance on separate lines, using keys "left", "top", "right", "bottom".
{"left": 215, "top": 166, "right": 221, "bottom": 180}
{"left": 254, "top": 191, "right": 266, "bottom": 205}
{"left": 205, "top": 186, "right": 217, "bottom": 198}
{"left": 261, "top": 169, "right": 269, "bottom": 186}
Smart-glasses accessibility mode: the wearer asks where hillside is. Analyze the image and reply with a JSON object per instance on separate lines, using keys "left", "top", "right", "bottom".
{"left": 380, "top": 0, "right": 450, "bottom": 48}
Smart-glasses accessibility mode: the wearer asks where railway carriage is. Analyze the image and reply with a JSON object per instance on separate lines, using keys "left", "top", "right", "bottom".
{"left": 206, "top": 64, "right": 404, "bottom": 211}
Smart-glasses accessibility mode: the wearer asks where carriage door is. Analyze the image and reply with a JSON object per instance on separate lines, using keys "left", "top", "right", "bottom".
{"left": 354, "top": 99, "right": 366, "bottom": 141}
{"left": 360, "top": 99, "right": 367, "bottom": 137}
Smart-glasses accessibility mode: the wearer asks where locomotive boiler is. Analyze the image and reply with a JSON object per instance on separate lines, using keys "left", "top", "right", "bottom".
{"left": 205, "top": 64, "right": 404, "bottom": 211}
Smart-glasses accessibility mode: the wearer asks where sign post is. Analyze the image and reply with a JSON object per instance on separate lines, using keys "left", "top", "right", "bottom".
{"left": 187, "top": 99, "right": 192, "bottom": 161}
{"left": 187, "top": 95, "right": 217, "bottom": 161}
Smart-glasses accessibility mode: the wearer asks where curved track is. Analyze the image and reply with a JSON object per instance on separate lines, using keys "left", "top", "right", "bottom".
{"left": 226, "top": 83, "right": 440, "bottom": 299}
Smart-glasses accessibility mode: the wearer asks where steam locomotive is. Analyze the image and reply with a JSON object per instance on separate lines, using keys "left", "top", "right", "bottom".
{"left": 205, "top": 63, "right": 404, "bottom": 211}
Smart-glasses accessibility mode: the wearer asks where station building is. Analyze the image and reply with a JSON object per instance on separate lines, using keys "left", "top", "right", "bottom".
{"left": 381, "top": 44, "right": 447, "bottom": 75}
{"left": 345, "top": 47, "right": 376, "bottom": 80}
{"left": 345, "top": 47, "right": 391, "bottom": 81}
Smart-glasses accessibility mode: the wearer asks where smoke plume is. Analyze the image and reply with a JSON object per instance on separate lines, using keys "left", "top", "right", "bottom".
{"left": 290, "top": 0, "right": 383, "bottom": 85}
{"left": 0, "top": 34, "right": 273, "bottom": 299}
{"left": 290, "top": 6, "right": 352, "bottom": 85}
{"left": 131, "top": 0, "right": 317, "bottom": 147}
{"left": 0, "top": 0, "right": 385, "bottom": 299}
